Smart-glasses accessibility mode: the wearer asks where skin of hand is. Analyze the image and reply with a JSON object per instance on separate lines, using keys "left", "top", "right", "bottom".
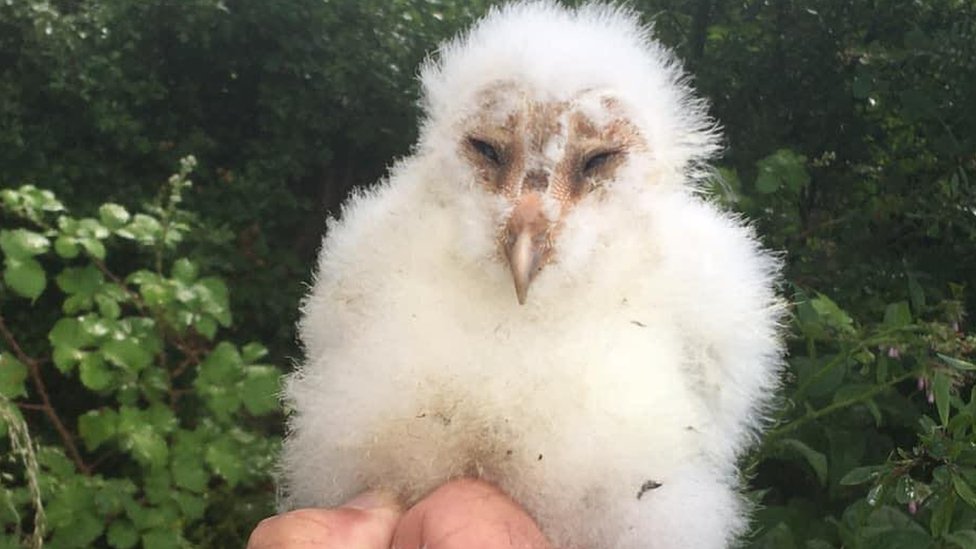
{"left": 247, "top": 479, "right": 554, "bottom": 549}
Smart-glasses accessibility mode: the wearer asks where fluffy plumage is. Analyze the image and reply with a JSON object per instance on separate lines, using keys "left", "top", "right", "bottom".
{"left": 280, "top": 2, "right": 784, "bottom": 547}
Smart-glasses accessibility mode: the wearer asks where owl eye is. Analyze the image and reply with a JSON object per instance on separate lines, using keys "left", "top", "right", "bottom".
{"left": 468, "top": 137, "right": 501, "bottom": 164}
{"left": 582, "top": 150, "right": 620, "bottom": 173}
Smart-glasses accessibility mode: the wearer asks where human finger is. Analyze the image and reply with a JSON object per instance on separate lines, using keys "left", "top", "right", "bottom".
{"left": 392, "top": 479, "right": 553, "bottom": 549}
{"left": 247, "top": 491, "right": 401, "bottom": 549}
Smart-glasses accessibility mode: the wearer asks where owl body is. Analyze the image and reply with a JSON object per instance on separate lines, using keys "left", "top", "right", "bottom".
{"left": 281, "top": 3, "right": 783, "bottom": 548}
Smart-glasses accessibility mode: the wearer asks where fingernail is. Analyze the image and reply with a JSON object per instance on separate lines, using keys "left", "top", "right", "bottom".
{"left": 343, "top": 490, "right": 399, "bottom": 510}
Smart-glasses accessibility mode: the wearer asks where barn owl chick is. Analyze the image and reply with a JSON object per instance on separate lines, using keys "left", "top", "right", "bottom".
{"left": 281, "top": 2, "right": 784, "bottom": 548}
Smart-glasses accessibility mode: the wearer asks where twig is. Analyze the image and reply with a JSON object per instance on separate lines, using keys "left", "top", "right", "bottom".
{"left": 92, "top": 256, "right": 203, "bottom": 367}
{"left": 91, "top": 257, "right": 147, "bottom": 314}
{"left": 792, "top": 325, "right": 923, "bottom": 403}
{"left": 0, "top": 313, "right": 92, "bottom": 475}
{"left": 767, "top": 371, "right": 917, "bottom": 440}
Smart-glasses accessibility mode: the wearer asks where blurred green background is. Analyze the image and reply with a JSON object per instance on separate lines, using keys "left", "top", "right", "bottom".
{"left": 1, "top": 1, "right": 974, "bottom": 547}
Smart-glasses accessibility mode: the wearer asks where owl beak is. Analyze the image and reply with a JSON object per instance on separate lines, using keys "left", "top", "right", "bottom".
{"left": 503, "top": 193, "right": 551, "bottom": 305}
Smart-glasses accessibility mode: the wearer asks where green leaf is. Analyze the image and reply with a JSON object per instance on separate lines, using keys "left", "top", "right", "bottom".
{"left": 866, "top": 482, "right": 886, "bottom": 506}
{"left": 78, "top": 409, "right": 119, "bottom": 451}
{"left": 933, "top": 371, "right": 952, "bottom": 426}
{"left": 99, "top": 203, "right": 131, "bottom": 230}
{"left": 863, "top": 529, "right": 932, "bottom": 549}
{"left": 755, "top": 170, "right": 781, "bottom": 194}
{"left": 49, "top": 317, "right": 93, "bottom": 348}
{"left": 107, "top": 519, "right": 139, "bottom": 549}
{"left": 198, "top": 342, "right": 243, "bottom": 383}
{"left": 142, "top": 528, "right": 181, "bottom": 549}
{"left": 101, "top": 339, "right": 153, "bottom": 372}
{"left": 883, "top": 301, "right": 912, "bottom": 328}
{"left": 95, "top": 294, "right": 122, "bottom": 320}
{"left": 79, "top": 353, "right": 114, "bottom": 391}
{"left": 205, "top": 436, "right": 245, "bottom": 486}
{"left": 0, "top": 353, "right": 28, "bottom": 398}
{"left": 3, "top": 256, "right": 46, "bottom": 299}
{"left": 53, "top": 235, "right": 80, "bottom": 258}
{"left": 48, "top": 511, "right": 103, "bottom": 548}
{"left": 779, "top": 438, "right": 828, "bottom": 486}
{"left": 754, "top": 149, "right": 810, "bottom": 195}
{"left": 241, "top": 365, "right": 281, "bottom": 415}
{"left": 241, "top": 342, "right": 269, "bottom": 363}
{"left": 194, "top": 316, "right": 217, "bottom": 340}
{"left": 56, "top": 265, "right": 104, "bottom": 296}
{"left": 143, "top": 469, "right": 174, "bottom": 506}
{"left": 809, "top": 293, "right": 856, "bottom": 336}
{"left": 80, "top": 314, "right": 113, "bottom": 339}
{"left": 140, "top": 282, "right": 172, "bottom": 308}
{"left": 37, "top": 446, "right": 75, "bottom": 477}
{"left": 197, "top": 277, "right": 231, "bottom": 326}
{"left": 95, "top": 479, "right": 136, "bottom": 516}
{"left": 145, "top": 403, "right": 178, "bottom": 434}
{"left": 119, "top": 407, "right": 169, "bottom": 469}
{"left": 79, "top": 237, "right": 106, "bottom": 260}
{"left": 953, "top": 475, "right": 976, "bottom": 509}
{"left": 907, "top": 274, "right": 926, "bottom": 314}
{"left": 945, "top": 530, "right": 976, "bottom": 549}
{"left": 47, "top": 482, "right": 104, "bottom": 544}
{"left": 172, "top": 453, "right": 209, "bottom": 493}
{"left": 76, "top": 218, "right": 110, "bottom": 239}
{"left": 171, "top": 258, "right": 198, "bottom": 282}
{"left": 127, "top": 428, "right": 169, "bottom": 469}
{"left": 203, "top": 385, "right": 242, "bottom": 419}
{"left": 841, "top": 466, "right": 886, "bottom": 486}
{"left": 49, "top": 317, "right": 95, "bottom": 372}
{"left": 173, "top": 491, "right": 206, "bottom": 521}
{"left": 0, "top": 229, "right": 50, "bottom": 258}
{"left": 939, "top": 353, "right": 976, "bottom": 372}
{"left": 116, "top": 214, "right": 162, "bottom": 245}
{"left": 894, "top": 475, "right": 917, "bottom": 505}
{"left": 931, "top": 492, "right": 956, "bottom": 537}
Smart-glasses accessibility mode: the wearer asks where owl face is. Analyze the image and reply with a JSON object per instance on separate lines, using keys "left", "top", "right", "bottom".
{"left": 456, "top": 83, "right": 647, "bottom": 304}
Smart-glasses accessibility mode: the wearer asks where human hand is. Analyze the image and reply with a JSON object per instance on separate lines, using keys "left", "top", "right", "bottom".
{"left": 247, "top": 478, "right": 553, "bottom": 549}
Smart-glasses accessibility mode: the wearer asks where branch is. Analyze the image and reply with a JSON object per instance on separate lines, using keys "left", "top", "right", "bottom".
{"left": 792, "top": 325, "right": 923, "bottom": 403}
{"left": 767, "top": 371, "right": 917, "bottom": 441}
{"left": 0, "top": 313, "right": 92, "bottom": 475}
{"left": 92, "top": 256, "right": 203, "bottom": 367}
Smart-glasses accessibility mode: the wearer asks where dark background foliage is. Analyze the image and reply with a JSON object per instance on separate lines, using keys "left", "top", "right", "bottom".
{"left": 1, "top": 1, "right": 974, "bottom": 547}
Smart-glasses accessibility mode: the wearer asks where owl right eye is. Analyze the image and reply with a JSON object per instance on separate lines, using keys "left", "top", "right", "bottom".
{"left": 468, "top": 137, "right": 502, "bottom": 164}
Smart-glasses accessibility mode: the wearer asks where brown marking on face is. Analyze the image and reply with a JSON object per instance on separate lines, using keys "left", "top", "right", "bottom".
{"left": 458, "top": 86, "right": 647, "bottom": 302}
{"left": 601, "top": 95, "right": 622, "bottom": 111}
{"left": 545, "top": 110, "right": 642, "bottom": 204}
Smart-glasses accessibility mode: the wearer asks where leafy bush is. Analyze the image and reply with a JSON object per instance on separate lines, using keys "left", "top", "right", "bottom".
{"left": 0, "top": 0, "right": 974, "bottom": 547}
{"left": 748, "top": 286, "right": 976, "bottom": 548}
{"left": 0, "top": 159, "right": 281, "bottom": 548}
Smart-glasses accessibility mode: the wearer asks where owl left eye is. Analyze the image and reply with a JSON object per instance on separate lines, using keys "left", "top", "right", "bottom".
{"left": 582, "top": 150, "right": 621, "bottom": 173}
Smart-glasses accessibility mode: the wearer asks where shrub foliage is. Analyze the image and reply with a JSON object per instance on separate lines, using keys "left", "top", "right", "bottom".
{"left": 1, "top": 161, "right": 281, "bottom": 548}
{"left": 1, "top": 0, "right": 974, "bottom": 547}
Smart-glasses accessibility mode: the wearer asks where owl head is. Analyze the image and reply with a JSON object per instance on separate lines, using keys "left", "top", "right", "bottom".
{"left": 413, "top": 1, "right": 720, "bottom": 303}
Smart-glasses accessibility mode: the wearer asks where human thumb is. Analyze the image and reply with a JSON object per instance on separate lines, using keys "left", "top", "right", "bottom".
{"left": 247, "top": 491, "right": 401, "bottom": 549}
